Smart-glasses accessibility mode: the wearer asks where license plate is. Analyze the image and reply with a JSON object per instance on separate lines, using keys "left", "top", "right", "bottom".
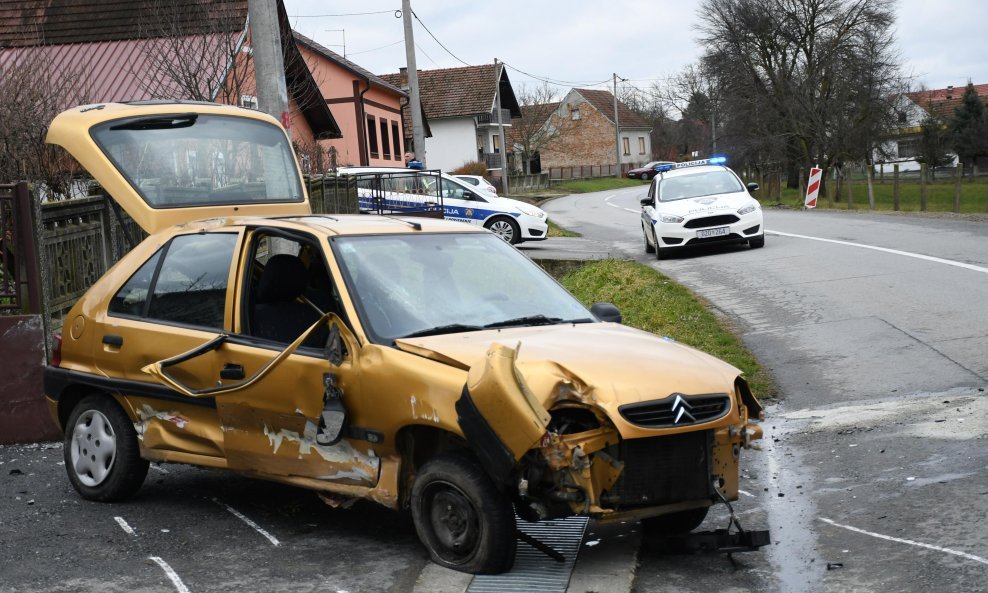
{"left": 696, "top": 226, "right": 730, "bottom": 239}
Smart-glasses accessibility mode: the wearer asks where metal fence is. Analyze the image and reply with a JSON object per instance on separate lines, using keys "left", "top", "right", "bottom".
{"left": 0, "top": 182, "right": 42, "bottom": 314}
{"left": 547, "top": 164, "right": 633, "bottom": 180}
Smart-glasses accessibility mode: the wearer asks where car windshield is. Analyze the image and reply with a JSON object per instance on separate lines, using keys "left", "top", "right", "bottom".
{"left": 91, "top": 113, "right": 303, "bottom": 208}
{"left": 333, "top": 233, "right": 594, "bottom": 343}
{"left": 658, "top": 170, "right": 744, "bottom": 202}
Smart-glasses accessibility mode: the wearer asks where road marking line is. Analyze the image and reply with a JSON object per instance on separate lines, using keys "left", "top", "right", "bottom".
{"left": 213, "top": 498, "right": 280, "bottom": 546}
{"left": 767, "top": 230, "right": 988, "bottom": 274}
{"left": 114, "top": 516, "right": 136, "bottom": 536}
{"left": 604, "top": 193, "right": 641, "bottom": 213}
{"left": 738, "top": 489, "right": 755, "bottom": 498}
{"left": 819, "top": 517, "right": 988, "bottom": 566}
{"left": 150, "top": 464, "right": 169, "bottom": 473}
{"left": 149, "top": 556, "right": 192, "bottom": 593}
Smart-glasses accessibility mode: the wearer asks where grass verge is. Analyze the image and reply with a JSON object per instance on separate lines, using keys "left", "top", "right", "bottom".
{"left": 547, "top": 220, "right": 581, "bottom": 237}
{"left": 559, "top": 259, "right": 774, "bottom": 399}
{"left": 552, "top": 177, "right": 645, "bottom": 194}
{"left": 766, "top": 176, "right": 988, "bottom": 213}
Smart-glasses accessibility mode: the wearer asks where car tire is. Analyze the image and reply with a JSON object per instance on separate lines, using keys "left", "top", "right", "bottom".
{"left": 749, "top": 234, "right": 765, "bottom": 249}
{"left": 653, "top": 229, "right": 667, "bottom": 260}
{"left": 641, "top": 507, "right": 709, "bottom": 535}
{"left": 411, "top": 454, "right": 516, "bottom": 574}
{"left": 64, "top": 394, "right": 149, "bottom": 502}
{"left": 484, "top": 216, "right": 520, "bottom": 245}
{"left": 643, "top": 224, "right": 655, "bottom": 254}
{"left": 641, "top": 172, "right": 652, "bottom": 181}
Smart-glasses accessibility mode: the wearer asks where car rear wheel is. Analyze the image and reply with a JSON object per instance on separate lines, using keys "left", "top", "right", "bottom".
{"left": 485, "top": 216, "right": 520, "bottom": 244}
{"left": 64, "top": 394, "right": 148, "bottom": 502}
{"left": 749, "top": 234, "right": 765, "bottom": 248}
{"left": 643, "top": 224, "right": 655, "bottom": 253}
{"left": 641, "top": 506, "right": 709, "bottom": 534}
{"left": 411, "top": 454, "right": 516, "bottom": 574}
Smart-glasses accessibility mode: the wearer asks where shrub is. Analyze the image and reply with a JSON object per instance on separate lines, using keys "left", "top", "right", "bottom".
{"left": 451, "top": 161, "right": 490, "bottom": 176}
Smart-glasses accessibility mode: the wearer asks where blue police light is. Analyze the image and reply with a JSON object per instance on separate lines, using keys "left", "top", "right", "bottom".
{"left": 708, "top": 156, "right": 727, "bottom": 164}
{"left": 655, "top": 164, "right": 675, "bottom": 172}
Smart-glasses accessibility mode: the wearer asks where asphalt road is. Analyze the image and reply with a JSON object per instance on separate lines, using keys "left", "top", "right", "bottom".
{"left": 538, "top": 184, "right": 988, "bottom": 593}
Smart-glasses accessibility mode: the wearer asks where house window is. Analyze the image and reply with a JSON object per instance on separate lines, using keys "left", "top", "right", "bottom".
{"left": 638, "top": 137, "right": 646, "bottom": 155}
{"left": 622, "top": 137, "right": 630, "bottom": 156}
{"left": 367, "top": 115, "right": 379, "bottom": 158}
{"left": 380, "top": 119, "right": 391, "bottom": 159}
{"left": 391, "top": 121, "right": 402, "bottom": 161}
{"left": 493, "top": 134, "right": 501, "bottom": 153}
{"left": 240, "top": 95, "right": 258, "bottom": 110}
{"left": 897, "top": 138, "right": 920, "bottom": 158}
{"left": 571, "top": 108, "right": 580, "bottom": 120}
{"left": 898, "top": 111, "right": 908, "bottom": 124}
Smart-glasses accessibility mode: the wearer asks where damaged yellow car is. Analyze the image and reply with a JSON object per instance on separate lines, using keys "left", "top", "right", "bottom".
{"left": 43, "top": 102, "right": 763, "bottom": 574}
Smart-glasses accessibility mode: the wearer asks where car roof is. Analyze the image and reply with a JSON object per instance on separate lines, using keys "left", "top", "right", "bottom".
{"left": 659, "top": 164, "right": 735, "bottom": 179}
{"left": 166, "top": 213, "right": 487, "bottom": 239}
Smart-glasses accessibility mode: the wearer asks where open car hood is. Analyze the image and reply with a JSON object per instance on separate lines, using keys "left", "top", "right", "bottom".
{"left": 395, "top": 323, "right": 742, "bottom": 409}
{"left": 46, "top": 102, "right": 310, "bottom": 234}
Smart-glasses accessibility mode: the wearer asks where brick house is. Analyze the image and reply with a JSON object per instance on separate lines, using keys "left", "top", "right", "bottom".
{"left": 875, "top": 83, "right": 988, "bottom": 172}
{"left": 294, "top": 32, "right": 408, "bottom": 168}
{"left": 538, "top": 88, "right": 652, "bottom": 171}
{"left": 380, "top": 64, "right": 521, "bottom": 173}
{"left": 0, "top": 0, "right": 341, "bottom": 149}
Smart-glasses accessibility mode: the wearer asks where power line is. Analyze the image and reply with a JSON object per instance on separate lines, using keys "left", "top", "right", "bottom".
{"left": 410, "top": 9, "right": 472, "bottom": 67}
{"left": 289, "top": 10, "right": 401, "bottom": 18}
{"left": 415, "top": 42, "right": 440, "bottom": 68}
{"left": 349, "top": 38, "right": 404, "bottom": 56}
{"left": 502, "top": 62, "right": 612, "bottom": 88}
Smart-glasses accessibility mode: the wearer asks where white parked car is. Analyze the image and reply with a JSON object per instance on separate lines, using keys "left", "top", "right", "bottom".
{"left": 337, "top": 167, "right": 548, "bottom": 244}
{"left": 640, "top": 158, "right": 764, "bottom": 259}
{"left": 454, "top": 174, "right": 498, "bottom": 196}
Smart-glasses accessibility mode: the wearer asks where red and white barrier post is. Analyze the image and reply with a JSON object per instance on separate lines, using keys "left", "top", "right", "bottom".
{"left": 804, "top": 167, "right": 822, "bottom": 208}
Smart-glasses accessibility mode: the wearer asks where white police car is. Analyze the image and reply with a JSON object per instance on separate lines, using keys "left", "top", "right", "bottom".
{"left": 338, "top": 167, "right": 548, "bottom": 244}
{"left": 640, "top": 158, "right": 764, "bottom": 259}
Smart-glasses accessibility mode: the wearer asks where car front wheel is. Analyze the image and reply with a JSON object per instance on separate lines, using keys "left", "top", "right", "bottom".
{"left": 411, "top": 454, "right": 516, "bottom": 574}
{"left": 641, "top": 172, "right": 652, "bottom": 181}
{"left": 643, "top": 224, "right": 655, "bottom": 253}
{"left": 64, "top": 395, "right": 148, "bottom": 502}
{"left": 485, "top": 217, "right": 520, "bottom": 244}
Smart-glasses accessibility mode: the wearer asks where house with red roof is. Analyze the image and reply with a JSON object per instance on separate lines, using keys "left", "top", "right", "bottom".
{"left": 536, "top": 88, "right": 653, "bottom": 173}
{"left": 380, "top": 64, "right": 521, "bottom": 174}
{"left": 0, "top": 0, "right": 340, "bottom": 151}
{"left": 294, "top": 32, "right": 409, "bottom": 168}
{"left": 876, "top": 83, "right": 988, "bottom": 172}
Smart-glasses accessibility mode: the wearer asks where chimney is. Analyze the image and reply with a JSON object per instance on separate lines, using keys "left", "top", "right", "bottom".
{"left": 399, "top": 67, "right": 408, "bottom": 86}
{"left": 946, "top": 85, "right": 954, "bottom": 99}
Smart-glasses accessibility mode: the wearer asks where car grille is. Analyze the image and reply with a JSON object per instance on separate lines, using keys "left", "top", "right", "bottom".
{"left": 603, "top": 431, "right": 713, "bottom": 508}
{"left": 619, "top": 393, "right": 731, "bottom": 428}
{"left": 684, "top": 214, "right": 739, "bottom": 228}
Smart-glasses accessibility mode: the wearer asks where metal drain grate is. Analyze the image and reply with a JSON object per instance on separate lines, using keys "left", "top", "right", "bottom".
{"left": 467, "top": 515, "right": 590, "bottom": 593}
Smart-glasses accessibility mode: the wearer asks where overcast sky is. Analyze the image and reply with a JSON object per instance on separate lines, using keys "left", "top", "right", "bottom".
{"left": 285, "top": 0, "right": 987, "bottom": 98}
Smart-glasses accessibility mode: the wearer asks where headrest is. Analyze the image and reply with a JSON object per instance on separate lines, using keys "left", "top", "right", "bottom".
{"left": 257, "top": 254, "right": 307, "bottom": 304}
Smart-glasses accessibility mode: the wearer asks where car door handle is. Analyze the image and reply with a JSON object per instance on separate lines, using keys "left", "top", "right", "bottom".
{"left": 220, "top": 363, "right": 245, "bottom": 381}
{"left": 102, "top": 334, "right": 123, "bottom": 347}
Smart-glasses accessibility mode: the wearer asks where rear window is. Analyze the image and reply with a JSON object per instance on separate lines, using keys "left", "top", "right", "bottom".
{"left": 91, "top": 113, "right": 303, "bottom": 209}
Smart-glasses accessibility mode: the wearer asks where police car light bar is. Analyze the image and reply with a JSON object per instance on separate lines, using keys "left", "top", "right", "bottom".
{"left": 655, "top": 156, "right": 728, "bottom": 172}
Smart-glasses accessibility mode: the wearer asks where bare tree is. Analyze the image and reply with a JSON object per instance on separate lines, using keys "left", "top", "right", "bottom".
{"left": 512, "top": 83, "right": 570, "bottom": 174}
{"left": 697, "top": 0, "right": 905, "bottom": 190}
{"left": 0, "top": 48, "right": 93, "bottom": 198}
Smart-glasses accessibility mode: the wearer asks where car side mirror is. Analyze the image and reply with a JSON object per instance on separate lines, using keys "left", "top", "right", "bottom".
{"left": 640, "top": 197, "right": 652, "bottom": 206}
{"left": 591, "top": 302, "right": 622, "bottom": 324}
{"left": 746, "top": 182, "right": 760, "bottom": 192}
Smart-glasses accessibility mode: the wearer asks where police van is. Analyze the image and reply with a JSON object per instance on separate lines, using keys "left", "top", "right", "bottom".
{"left": 337, "top": 167, "right": 549, "bottom": 245}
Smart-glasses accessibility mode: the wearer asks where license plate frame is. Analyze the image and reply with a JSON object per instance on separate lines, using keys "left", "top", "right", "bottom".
{"left": 696, "top": 226, "right": 730, "bottom": 239}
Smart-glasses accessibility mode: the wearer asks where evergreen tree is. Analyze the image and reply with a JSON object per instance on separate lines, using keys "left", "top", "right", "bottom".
{"left": 950, "top": 83, "right": 988, "bottom": 175}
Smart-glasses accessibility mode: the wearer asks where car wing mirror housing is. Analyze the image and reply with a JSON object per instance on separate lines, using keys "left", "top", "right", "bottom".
{"left": 640, "top": 197, "right": 652, "bottom": 206}
{"left": 747, "top": 182, "right": 760, "bottom": 192}
{"left": 591, "top": 302, "right": 622, "bottom": 324}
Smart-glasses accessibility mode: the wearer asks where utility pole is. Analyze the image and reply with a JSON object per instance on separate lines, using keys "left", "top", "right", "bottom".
{"left": 495, "top": 59, "right": 509, "bottom": 197}
{"left": 247, "top": 0, "right": 290, "bottom": 137}
{"left": 613, "top": 73, "right": 622, "bottom": 178}
{"left": 402, "top": 0, "right": 426, "bottom": 165}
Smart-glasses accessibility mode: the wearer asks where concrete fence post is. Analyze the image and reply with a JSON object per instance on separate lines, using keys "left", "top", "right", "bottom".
{"left": 920, "top": 163, "right": 928, "bottom": 211}
{"left": 954, "top": 163, "right": 963, "bottom": 213}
